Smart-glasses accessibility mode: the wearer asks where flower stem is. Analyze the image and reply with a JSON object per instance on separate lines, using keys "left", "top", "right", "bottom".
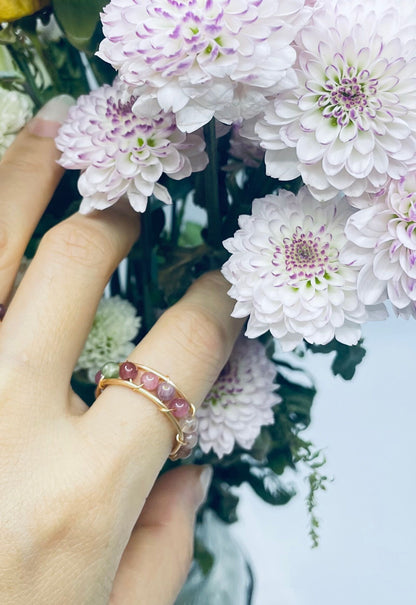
{"left": 6, "top": 41, "right": 45, "bottom": 107}
{"left": 139, "top": 209, "right": 156, "bottom": 333}
{"left": 203, "top": 118, "right": 222, "bottom": 248}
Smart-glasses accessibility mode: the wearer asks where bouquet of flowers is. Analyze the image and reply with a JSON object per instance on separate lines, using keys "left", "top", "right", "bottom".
{"left": 1, "top": 0, "right": 415, "bottom": 600}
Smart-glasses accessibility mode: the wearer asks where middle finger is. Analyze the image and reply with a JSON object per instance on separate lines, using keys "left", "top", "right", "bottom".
{"left": 0, "top": 203, "right": 140, "bottom": 401}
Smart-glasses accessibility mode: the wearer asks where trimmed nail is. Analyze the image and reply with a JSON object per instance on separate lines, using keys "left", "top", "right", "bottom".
{"left": 194, "top": 465, "right": 213, "bottom": 509}
{"left": 28, "top": 95, "right": 75, "bottom": 138}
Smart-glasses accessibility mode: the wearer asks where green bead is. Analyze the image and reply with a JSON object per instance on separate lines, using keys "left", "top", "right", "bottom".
{"left": 101, "top": 362, "right": 120, "bottom": 379}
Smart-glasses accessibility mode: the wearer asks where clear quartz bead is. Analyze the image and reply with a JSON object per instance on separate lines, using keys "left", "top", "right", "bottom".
{"left": 182, "top": 417, "right": 198, "bottom": 433}
{"left": 183, "top": 431, "right": 198, "bottom": 448}
{"left": 177, "top": 446, "right": 192, "bottom": 460}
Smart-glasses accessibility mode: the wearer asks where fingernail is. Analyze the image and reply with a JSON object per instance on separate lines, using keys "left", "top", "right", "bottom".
{"left": 28, "top": 95, "right": 75, "bottom": 138}
{"left": 194, "top": 465, "right": 213, "bottom": 509}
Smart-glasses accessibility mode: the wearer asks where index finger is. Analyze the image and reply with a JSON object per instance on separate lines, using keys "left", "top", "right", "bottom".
{"left": 0, "top": 95, "right": 74, "bottom": 301}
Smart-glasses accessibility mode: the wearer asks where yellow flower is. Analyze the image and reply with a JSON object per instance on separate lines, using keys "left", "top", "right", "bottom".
{"left": 0, "top": 0, "right": 50, "bottom": 22}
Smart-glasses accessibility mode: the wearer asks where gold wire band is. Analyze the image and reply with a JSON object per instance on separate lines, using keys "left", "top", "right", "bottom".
{"left": 132, "top": 364, "right": 196, "bottom": 416}
{"left": 95, "top": 363, "right": 196, "bottom": 459}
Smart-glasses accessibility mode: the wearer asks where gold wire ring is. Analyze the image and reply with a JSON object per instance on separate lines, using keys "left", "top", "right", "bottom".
{"left": 95, "top": 362, "right": 198, "bottom": 460}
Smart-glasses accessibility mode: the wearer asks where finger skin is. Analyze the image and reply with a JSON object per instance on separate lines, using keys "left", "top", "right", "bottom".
{"left": 0, "top": 202, "right": 141, "bottom": 392}
{"left": 109, "top": 466, "right": 209, "bottom": 605}
{"left": 0, "top": 107, "right": 68, "bottom": 302}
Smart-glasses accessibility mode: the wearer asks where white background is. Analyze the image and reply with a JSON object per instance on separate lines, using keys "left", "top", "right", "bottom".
{"left": 231, "top": 316, "right": 415, "bottom": 605}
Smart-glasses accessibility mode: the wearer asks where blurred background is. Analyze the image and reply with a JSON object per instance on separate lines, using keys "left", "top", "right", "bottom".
{"left": 232, "top": 314, "right": 415, "bottom": 605}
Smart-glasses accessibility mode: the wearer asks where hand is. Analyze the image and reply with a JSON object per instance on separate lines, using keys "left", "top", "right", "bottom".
{"left": 0, "top": 97, "right": 243, "bottom": 605}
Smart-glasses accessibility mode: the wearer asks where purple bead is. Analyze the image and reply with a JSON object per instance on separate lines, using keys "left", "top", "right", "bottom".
{"left": 141, "top": 371, "right": 159, "bottom": 391}
{"left": 157, "top": 381, "right": 175, "bottom": 401}
{"left": 94, "top": 370, "right": 103, "bottom": 385}
{"left": 169, "top": 398, "right": 190, "bottom": 419}
{"left": 119, "top": 361, "right": 138, "bottom": 381}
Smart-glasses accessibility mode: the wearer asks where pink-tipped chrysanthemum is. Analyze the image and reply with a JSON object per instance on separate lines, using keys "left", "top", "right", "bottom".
{"left": 197, "top": 336, "right": 280, "bottom": 458}
{"left": 254, "top": 0, "right": 416, "bottom": 200}
{"left": 222, "top": 187, "right": 387, "bottom": 351}
{"left": 97, "top": 0, "right": 313, "bottom": 132}
{"left": 341, "top": 173, "right": 416, "bottom": 315}
{"left": 55, "top": 80, "right": 207, "bottom": 213}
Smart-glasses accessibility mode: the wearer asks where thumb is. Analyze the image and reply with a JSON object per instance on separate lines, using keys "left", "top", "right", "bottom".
{"left": 109, "top": 465, "right": 213, "bottom": 605}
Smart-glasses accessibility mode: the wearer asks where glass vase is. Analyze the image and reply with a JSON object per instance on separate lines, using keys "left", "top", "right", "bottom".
{"left": 175, "top": 510, "right": 253, "bottom": 605}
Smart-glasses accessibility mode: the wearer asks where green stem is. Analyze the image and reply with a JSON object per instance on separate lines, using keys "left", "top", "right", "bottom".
{"left": 27, "top": 32, "right": 61, "bottom": 94}
{"left": 86, "top": 55, "right": 116, "bottom": 87}
{"left": 170, "top": 198, "right": 178, "bottom": 245}
{"left": 68, "top": 46, "right": 92, "bottom": 94}
{"left": 6, "top": 42, "right": 44, "bottom": 108}
{"left": 203, "top": 118, "right": 222, "bottom": 248}
{"left": 139, "top": 210, "right": 156, "bottom": 333}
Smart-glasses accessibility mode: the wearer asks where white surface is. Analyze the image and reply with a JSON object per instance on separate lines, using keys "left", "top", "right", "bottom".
{"left": 231, "top": 316, "right": 415, "bottom": 605}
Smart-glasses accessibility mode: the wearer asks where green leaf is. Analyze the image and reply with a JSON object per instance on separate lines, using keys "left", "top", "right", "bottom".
{"left": 268, "top": 448, "right": 294, "bottom": 475}
{"left": 307, "top": 339, "right": 366, "bottom": 380}
{"left": 210, "top": 482, "right": 239, "bottom": 524}
{"left": 178, "top": 221, "right": 204, "bottom": 248}
{"left": 0, "top": 45, "right": 17, "bottom": 75}
{"left": 194, "top": 537, "right": 214, "bottom": 577}
{"left": 247, "top": 468, "right": 294, "bottom": 506}
{"left": 52, "top": 0, "right": 107, "bottom": 52}
{"left": 277, "top": 375, "right": 316, "bottom": 429}
{"left": 249, "top": 428, "right": 274, "bottom": 462}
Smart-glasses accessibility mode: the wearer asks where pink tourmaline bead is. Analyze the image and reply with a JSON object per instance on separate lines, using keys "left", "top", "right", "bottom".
{"left": 157, "top": 381, "right": 175, "bottom": 401}
{"left": 119, "top": 361, "right": 138, "bottom": 381}
{"left": 142, "top": 371, "right": 159, "bottom": 391}
{"left": 182, "top": 417, "right": 198, "bottom": 433}
{"left": 183, "top": 431, "right": 198, "bottom": 448}
{"left": 169, "top": 398, "right": 190, "bottom": 419}
{"left": 94, "top": 370, "right": 102, "bottom": 385}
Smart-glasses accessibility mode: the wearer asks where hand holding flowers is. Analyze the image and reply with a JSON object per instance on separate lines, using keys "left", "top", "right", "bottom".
{"left": 1, "top": 0, "right": 416, "bottom": 599}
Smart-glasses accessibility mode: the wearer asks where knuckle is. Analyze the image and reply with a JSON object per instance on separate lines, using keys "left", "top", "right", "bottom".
{"left": 40, "top": 221, "right": 114, "bottom": 270}
{"left": 1, "top": 153, "right": 43, "bottom": 177}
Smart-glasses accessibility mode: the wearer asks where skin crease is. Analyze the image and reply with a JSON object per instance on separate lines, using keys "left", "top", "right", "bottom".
{"left": 0, "top": 99, "right": 243, "bottom": 605}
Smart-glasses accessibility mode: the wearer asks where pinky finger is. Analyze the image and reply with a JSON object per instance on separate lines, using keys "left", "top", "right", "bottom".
{"left": 109, "top": 465, "right": 212, "bottom": 605}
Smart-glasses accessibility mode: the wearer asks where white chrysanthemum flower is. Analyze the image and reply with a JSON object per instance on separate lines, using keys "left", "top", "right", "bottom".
{"left": 97, "top": 0, "right": 313, "bottom": 132}
{"left": 0, "top": 87, "right": 33, "bottom": 158}
{"left": 75, "top": 296, "right": 141, "bottom": 383}
{"left": 254, "top": 0, "right": 416, "bottom": 200}
{"left": 55, "top": 80, "right": 208, "bottom": 213}
{"left": 197, "top": 336, "right": 279, "bottom": 458}
{"left": 341, "top": 173, "right": 416, "bottom": 314}
{"left": 222, "top": 187, "right": 386, "bottom": 351}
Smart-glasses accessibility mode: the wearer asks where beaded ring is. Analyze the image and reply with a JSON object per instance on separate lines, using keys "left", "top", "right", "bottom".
{"left": 94, "top": 361, "right": 199, "bottom": 460}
